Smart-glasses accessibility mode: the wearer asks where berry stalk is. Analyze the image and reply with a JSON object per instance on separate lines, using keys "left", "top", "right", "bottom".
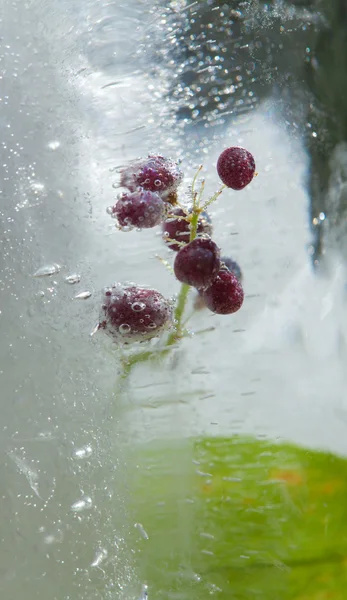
{"left": 116, "top": 167, "right": 209, "bottom": 382}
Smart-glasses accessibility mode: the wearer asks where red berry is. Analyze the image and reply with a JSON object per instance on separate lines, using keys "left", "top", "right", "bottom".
{"left": 120, "top": 155, "right": 183, "bottom": 199}
{"left": 174, "top": 237, "right": 220, "bottom": 289}
{"left": 110, "top": 190, "right": 166, "bottom": 230}
{"left": 221, "top": 255, "right": 242, "bottom": 283}
{"left": 217, "top": 146, "right": 255, "bottom": 190}
{"left": 162, "top": 208, "right": 212, "bottom": 251}
{"left": 100, "top": 284, "right": 173, "bottom": 343}
{"left": 201, "top": 270, "right": 244, "bottom": 314}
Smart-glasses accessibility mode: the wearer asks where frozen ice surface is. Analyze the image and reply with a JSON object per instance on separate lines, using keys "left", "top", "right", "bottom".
{"left": 1, "top": 0, "right": 347, "bottom": 599}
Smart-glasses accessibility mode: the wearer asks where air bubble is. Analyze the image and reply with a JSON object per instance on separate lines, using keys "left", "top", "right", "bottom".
{"left": 91, "top": 547, "right": 108, "bottom": 567}
{"left": 106, "top": 206, "right": 114, "bottom": 215}
{"left": 119, "top": 323, "right": 131, "bottom": 334}
{"left": 131, "top": 302, "right": 146, "bottom": 312}
{"left": 147, "top": 322, "right": 157, "bottom": 329}
{"left": 47, "top": 140, "right": 60, "bottom": 150}
{"left": 71, "top": 496, "right": 93, "bottom": 512}
{"left": 90, "top": 323, "right": 100, "bottom": 337}
{"left": 73, "top": 445, "right": 93, "bottom": 459}
{"left": 33, "top": 263, "right": 61, "bottom": 277}
{"left": 134, "top": 522, "right": 149, "bottom": 540}
{"left": 139, "top": 584, "right": 148, "bottom": 600}
{"left": 74, "top": 291, "right": 92, "bottom": 300}
{"left": 65, "top": 273, "right": 81, "bottom": 285}
{"left": 44, "top": 531, "right": 63, "bottom": 545}
{"left": 154, "top": 179, "right": 162, "bottom": 187}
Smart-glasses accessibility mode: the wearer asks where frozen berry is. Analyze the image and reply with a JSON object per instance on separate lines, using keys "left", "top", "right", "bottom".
{"left": 221, "top": 256, "right": 243, "bottom": 283}
{"left": 162, "top": 208, "right": 212, "bottom": 251}
{"left": 110, "top": 190, "right": 166, "bottom": 230}
{"left": 120, "top": 155, "right": 183, "bottom": 199}
{"left": 174, "top": 237, "right": 220, "bottom": 289}
{"left": 194, "top": 256, "right": 243, "bottom": 311}
{"left": 217, "top": 146, "right": 255, "bottom": 190}
{"left": 99, "top": 284, "right": 172, "bottom": 343}
{"left": 201, "top": 270, "right": 244, "bottom": 315}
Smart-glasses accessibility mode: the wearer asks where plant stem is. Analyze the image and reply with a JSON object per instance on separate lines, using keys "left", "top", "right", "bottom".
{"left": 172, "top": 283, "right": 190, "bottom": 338}
{"left": 201, "top": 185, "right": 226, "bottom": 211}
{"left": 189, "top": 210, "right": 199, "bottom": 242}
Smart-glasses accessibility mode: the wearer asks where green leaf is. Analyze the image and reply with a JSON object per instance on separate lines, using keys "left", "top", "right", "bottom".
{"left": 129, "top": 436, "right": 347, "bottom": 600}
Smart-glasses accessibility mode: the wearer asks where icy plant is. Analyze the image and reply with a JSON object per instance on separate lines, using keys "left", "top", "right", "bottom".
{"left": 101, "top": 147, "right": 255, "bottom": 379}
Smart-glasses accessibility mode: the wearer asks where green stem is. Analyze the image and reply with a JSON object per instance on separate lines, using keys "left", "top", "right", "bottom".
{"left": 189, "top": 210, "right": 199, "bottom": 242}
{"left": 172, "top": 283, "right": 190, "bottom": 337}
{"left": 201, "top": 185, "right": 226, "bottom": 211}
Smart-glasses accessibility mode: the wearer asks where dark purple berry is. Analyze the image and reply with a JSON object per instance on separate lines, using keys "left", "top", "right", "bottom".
{"left": 120, "top": 155, "right": 183, "bottom": 199}
{"left": 174, "top": 237, "right": 220, "bottom": 289}
{"left": 162, "top": 208, "right": 212, "bottom": 251}
{"left": 217, "top": 146, "right": 255, "bottom": 190}
{"left": 201, "top": 270, "right": 244, "bottom": 315}
{"left": 100, "top": 284, "right": 172, "bottom": 343}
{"left": 221, "top": 256, "right": 243, "bottom": 283}
{"left": 110, "top": 190, "right": 166, "bottom": 229}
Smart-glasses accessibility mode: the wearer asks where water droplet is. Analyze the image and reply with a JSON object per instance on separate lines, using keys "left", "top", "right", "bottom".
{"left": 73, "top": 445, "right": 93, "bottom": 459}
{"left": 106, "top": 206, "right": 114, "bottom": 215}
{"left": 33, "top": 263, "right": 61, "bottom": 277}
{"left": 119, "top": 323, "right": 131, "bottom": 334}
{"left": 91, "top": 547, "right": 108, "bottom": 567}
{"left": 74, "top": 291, "right": 92, "bottom": 300}
{"left": 65, "top": 273, "right": 81, "bottom": 285}
{"left": 134, "top": 522, "right": 149, "bottom": 540}
{"left": 131, "top": 302, "right": 146, "bottom": 312}
{"left": 71, "top": 496, "right": 93, "bottom": 512}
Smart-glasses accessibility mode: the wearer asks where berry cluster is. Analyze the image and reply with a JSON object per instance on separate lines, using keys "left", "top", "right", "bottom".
{"left": 100, "top": 147, "right": 255, "bottom": 348}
